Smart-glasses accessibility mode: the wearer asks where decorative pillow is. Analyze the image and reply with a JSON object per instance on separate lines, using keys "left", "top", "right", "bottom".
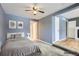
{"left": 15, "top": 34, "right": 22, "bottom": 38}
{"left": 7, "top": 33, "right": 25, "bottom": 40}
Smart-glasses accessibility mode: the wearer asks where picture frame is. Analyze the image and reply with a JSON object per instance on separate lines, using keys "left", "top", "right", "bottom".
{"left": 17, "top": 21, "right": 23, "bottom": 29}
{"left": 9, "top": 20, "right": 16, "bottom": 29}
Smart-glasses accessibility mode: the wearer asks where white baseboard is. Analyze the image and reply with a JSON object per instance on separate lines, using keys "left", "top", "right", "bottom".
{"left": 52, "top": 38, "right": 66, "bottom": 44}
{"left": 59, "top": 38, "right": 66, "bottom": 41}
{"left": 38, "top": 38, "right": 66, "bottom": 45}
{"left": 38, "top": 39, "right": 52, "bottom": 45}
{"left": 67, "top": 37, "right": 75, "bottom": 39}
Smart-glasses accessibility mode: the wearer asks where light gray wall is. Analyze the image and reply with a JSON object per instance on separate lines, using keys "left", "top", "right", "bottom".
{"left": 0, "top": 4, "right": 7, "bottom": 47}
{"left": 39, "top": 15, "right": 53, "bottom": 44}
{"left": 52, "top": 16, "right": 55, "bottom": 43}
{"left": 59, "top": 16, "right": 66, "bottom": 39}
{"left": 39, "top": 15, "right": 66, "bottom": 44}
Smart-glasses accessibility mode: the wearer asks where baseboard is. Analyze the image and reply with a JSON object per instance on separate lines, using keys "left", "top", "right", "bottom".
{"left": 38, "top": 39, "right": 52, "bottom": 45}
{"left": 52, "top": 38, "right": 66, "bottom": 44}
{"left": 38, "top": 38, "right": 67, "bottom": 45}
{"left": 59, "top": 38, "right": 67, "bottom": 41}
{"left": 67, "top": 37, "right": 75, "bottom": 39}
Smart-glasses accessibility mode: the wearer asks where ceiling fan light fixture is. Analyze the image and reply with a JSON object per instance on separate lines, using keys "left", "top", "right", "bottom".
{"left": 33, "top": 11, "right": 37, "bottom": 15}
{"left": 34, "top": 6, "right": 37, "bottom": 10}
{"left": 25, "top": 3, "right": 45, "bottom": 15}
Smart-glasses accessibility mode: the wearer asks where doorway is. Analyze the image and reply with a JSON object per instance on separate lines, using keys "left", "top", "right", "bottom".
{"left": 67, "top": 21, "right": 76, "bottom": 38}
{"left": 30, "top": 20, "right": 38, "bottom": 41}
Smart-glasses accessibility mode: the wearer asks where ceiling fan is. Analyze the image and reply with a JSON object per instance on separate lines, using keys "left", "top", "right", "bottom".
{"left": 25, "top": 3, "right": 45, "bottom": 15}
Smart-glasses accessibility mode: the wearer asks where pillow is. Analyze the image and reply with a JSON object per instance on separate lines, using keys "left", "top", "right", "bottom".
{"left": 8, "top": 34, "right": 15, "bottom": 40}
{"left": 15, "top": 33, "right": 23, "bottom": 38}
{"left": 7, "top": 33, "right": 25, "bottom": 41}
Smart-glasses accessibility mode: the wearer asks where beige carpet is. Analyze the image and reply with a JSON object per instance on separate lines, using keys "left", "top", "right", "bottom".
{"left": 34, "top": 40, "right": 75, "bottom": 56}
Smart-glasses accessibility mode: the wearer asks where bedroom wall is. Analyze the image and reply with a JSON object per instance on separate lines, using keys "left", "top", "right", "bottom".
{"left": 38, "top": 15, "right": 53, "bottom": 44}
{"left": 39, "top": 15, "right": 66, "bottom": 44}
{"left": 59, "top": 16, "right": 66, "bottom": 40}
{"left": 0, "top": 4, "right": 7, "bottom": 47}
{"left": 6, "top": 14, "right": 30, "bottom": 37}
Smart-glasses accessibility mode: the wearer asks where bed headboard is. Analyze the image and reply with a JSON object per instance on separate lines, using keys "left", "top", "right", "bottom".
{"left": 7, "top": 32, "right": 24, "bottom": 39}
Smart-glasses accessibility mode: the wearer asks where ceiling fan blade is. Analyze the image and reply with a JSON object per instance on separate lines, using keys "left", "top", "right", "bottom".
{"left": 25, "top": 10, "right": 32, "bottom": 11}
{"left": 38, "top": 10, "right": 45, "bottom": 13}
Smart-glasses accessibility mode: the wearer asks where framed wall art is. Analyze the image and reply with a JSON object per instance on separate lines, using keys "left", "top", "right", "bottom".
{"left": 9, "top": 20, "right": 16, "bottom": 29}
{"left": 17, "top": 21, "right": 23, "bottom": 29}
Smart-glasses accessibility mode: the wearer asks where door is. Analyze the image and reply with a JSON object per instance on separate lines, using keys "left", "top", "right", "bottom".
{"left": 55, "top": 16, "right": 60, "bottom": 42}
{"left": 30, "top": 20, "right": 38, "bottom": 41}
{"left": 67, "top": 21, "right": 76, "bottom": 38}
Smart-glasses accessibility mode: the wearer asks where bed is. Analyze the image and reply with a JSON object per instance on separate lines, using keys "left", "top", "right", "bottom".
{"left": 0, "top": 33, "right": 41, "bottom": 56}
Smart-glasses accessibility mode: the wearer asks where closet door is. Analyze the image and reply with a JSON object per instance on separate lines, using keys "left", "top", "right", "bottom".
{"left": 67, "top": 21, "right": 76, "bottom": 38}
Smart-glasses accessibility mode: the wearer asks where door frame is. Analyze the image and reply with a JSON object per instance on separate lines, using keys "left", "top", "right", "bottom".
{"left": 30, "top": 20, "right": 38, "bottom": 41}
{"left": 55, "top": 16, "right": 60, "bottom": 42}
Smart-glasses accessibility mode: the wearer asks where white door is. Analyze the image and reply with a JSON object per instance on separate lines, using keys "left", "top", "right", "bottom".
{"left": 30, "top": 21, "right": 38, "bottom": 41}
{"left": 55, "top": 16, "right": 60, "bottom": 42}
{"left": 67, "top": 21, "right": 76, "bottom": 38}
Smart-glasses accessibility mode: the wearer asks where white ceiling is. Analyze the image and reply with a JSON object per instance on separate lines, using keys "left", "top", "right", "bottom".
{"left": 61, "top": 7, "right": 79, "bottom": 19}
{"left": 1, "top": 3, "right": 73, "bottom": 19}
